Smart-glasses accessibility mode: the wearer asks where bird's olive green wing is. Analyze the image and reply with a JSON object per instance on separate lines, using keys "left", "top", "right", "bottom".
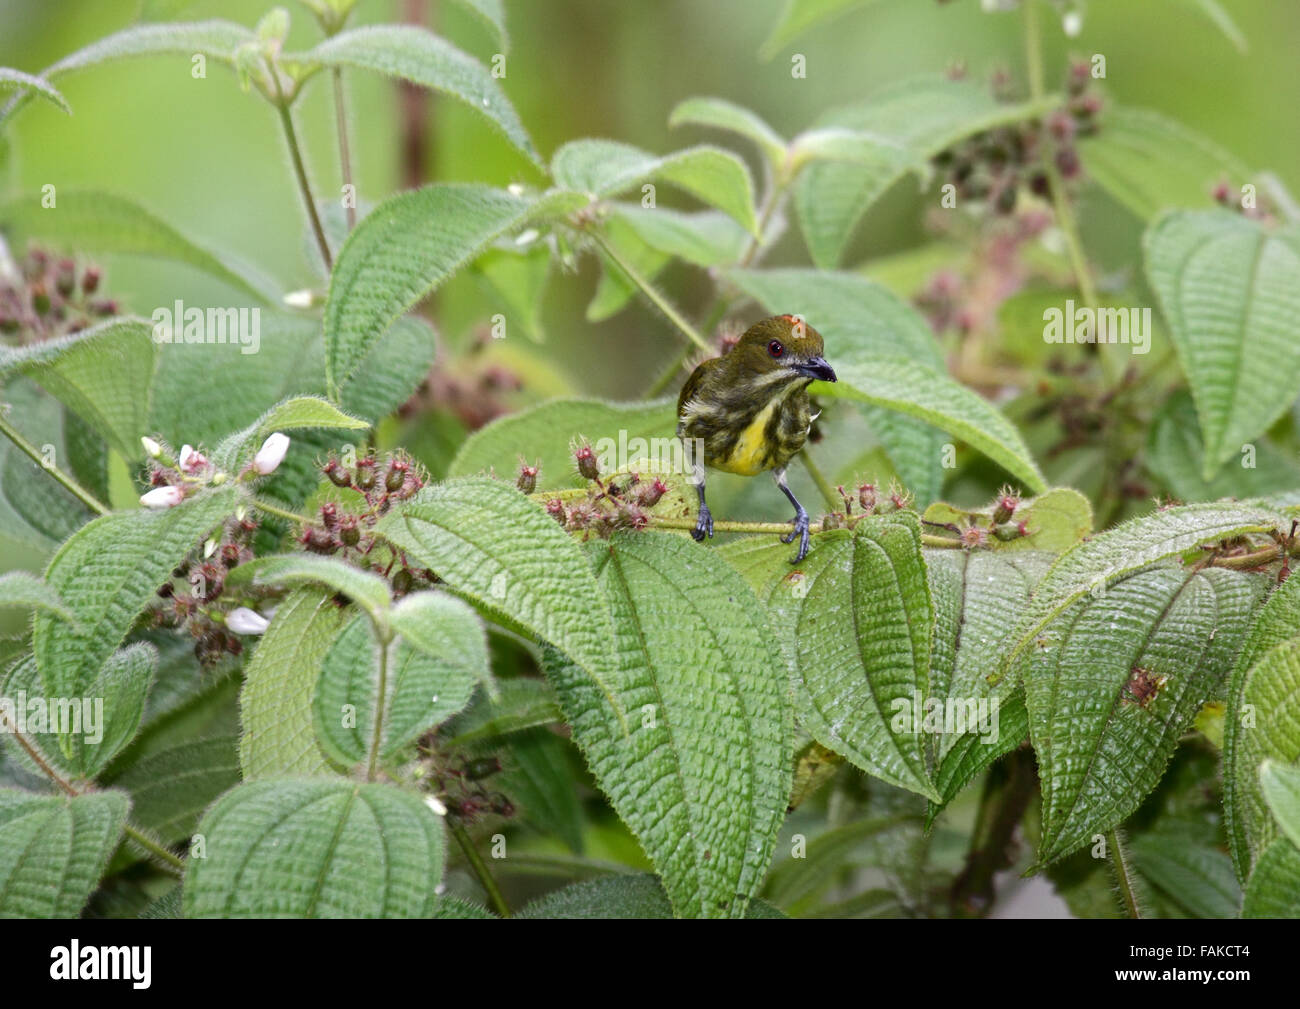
{"left": 677, "top": 357, "right": 721, "bottom": 419}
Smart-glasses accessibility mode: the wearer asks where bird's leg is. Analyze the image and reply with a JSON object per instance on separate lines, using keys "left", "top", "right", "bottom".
{"left": 690, "top": 461, "right": 713, "bottom": 542}
{"left": 774, "top": 467, "right": 810, "bottom": 564}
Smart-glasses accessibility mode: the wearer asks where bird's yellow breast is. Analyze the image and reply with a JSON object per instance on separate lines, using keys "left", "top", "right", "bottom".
{"left": 711, "top": 399, "right": 778, "bottom": 476}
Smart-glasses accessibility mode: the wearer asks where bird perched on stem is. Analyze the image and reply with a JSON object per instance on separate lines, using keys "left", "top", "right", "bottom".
{"left": 676, "top": 314, "right": 837, "bottom": 563}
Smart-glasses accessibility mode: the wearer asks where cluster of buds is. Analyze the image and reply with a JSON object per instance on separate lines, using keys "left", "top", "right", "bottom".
{"left": 540, "top": 443, "right": 670, "bottom": 539}
{"left": 139, "top": 431, "right": 289, "bottom": 508}
{"left": 923, "top": 486, "right": 1030, "bottom": 549}
{"left": 152, "top": 507, "right": 271, "bottom": 667}
{"left": 820, "top": 480, "right": 914, "bottom": 531}
{"left": 0, "top": 247, "right": 118, "bottom": 344}
{"left": 307, "top": 451, "right": 431, "bottom": 597}
{"left": 932, "top": 60, "right": 1102, "bottom": 217}
{"left": 415, "top": 745, "right": 516, "bottom": 824}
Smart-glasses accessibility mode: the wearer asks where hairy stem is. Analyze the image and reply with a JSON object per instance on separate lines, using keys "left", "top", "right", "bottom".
{"left": 332, "top": 68, "right": 357, "bottom": 230}
{"left": 649, "top": 513, "right": 962, "bottom": 547}
{"left": 0, "top": 410, "right": 110, "bottom": 515}
{"left": 589, "top": 230, "right": 709, "bottom": 352}
{"left": 123, "top": 825, "right": 186, "bottom": 875}
{"left": 448, "top": 816, "right": 511, "bottom": 918}
{"left": 949, "top": 747, "right": 1037, "bottom": 917}
{"left": 1107, "top": 828, "right": 1143, "bottom": 919}
{"left": 274, "top": 86, "right": 334, "bottom": 271}
{"left": 252, "top": 497, "right": 314, "bottom": 526}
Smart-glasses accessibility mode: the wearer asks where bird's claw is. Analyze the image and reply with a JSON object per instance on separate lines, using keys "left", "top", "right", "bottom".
{"left": 785, "top": 510, "right": 811, "bottom": 564}
{"left": 692, "top": 503, "right": 713, "bottom": 542}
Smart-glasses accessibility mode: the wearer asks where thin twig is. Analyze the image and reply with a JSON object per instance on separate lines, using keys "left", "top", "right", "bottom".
{"left": 649, "top": 513, "right": 962, "bottom": 548}
{"left": 332, "top": 68, "right": 357, "bottom": 230}
{"left": 273, "top": 73, "right": 333, "bottom": 271}
{"left": 252, "top": 497, "right": 315, "bottom": 526}
{"left": 0, "top": 410, "right": 109, "bottom": 515}
{"left": 589, "top": 230, "right": 709, "bottom": 352}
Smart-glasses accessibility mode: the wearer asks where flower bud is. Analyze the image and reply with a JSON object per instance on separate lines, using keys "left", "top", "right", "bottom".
{"left": 993, "top": 490, "right": 1019, "bottom": 525}
{"left": 81, "top": 266, "right": 100, "bottom": 295}
{"left": 516, "top": 461, "right": 539, "bottom": 495}
{"left": 324, "top": 459, "right": 351, "bottom": 487}
{"left": 253, "top": 432, "right": 290, "bottom": 475}
{"left": 573, "top": 442, "right": 600, "bottom": 481}
{"left": 354, "top": 457, "right": 377, "bottom": 491}
{"left": 636, "top": 477, "right": 668, "bottom": 508}
{"left": 227, "top": 607, "right": 270, "bottom": 635}
{"left": 140, "top": 486, "right": 185, "bottom": 508}
{"left": 392, "top": 568, "right": 414, "bottom": 595}
{"left": 338, "top": 514, "right": 361, "bottom": 546}
{"left": 385, "top": 458, "right": 409, "bottom": 493}
{"left": 141, "top": 436, "right": 163, "bottom": 459}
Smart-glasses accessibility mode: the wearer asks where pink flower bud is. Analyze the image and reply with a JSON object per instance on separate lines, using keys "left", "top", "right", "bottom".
{"left": 253, "top": 432, "right": 290, "bottom": 475}
{"left": 140, "top": 486, "right": 185, "bottom": 508}
{"left": 226, "top": 607, "right": 270, "bottom": 635}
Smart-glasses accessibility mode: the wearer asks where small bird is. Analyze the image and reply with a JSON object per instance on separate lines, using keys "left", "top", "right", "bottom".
{"left": 676, "top": 314, "right": 837, "bottom": 563}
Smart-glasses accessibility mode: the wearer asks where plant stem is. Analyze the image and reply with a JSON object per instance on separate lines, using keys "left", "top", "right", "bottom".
{"left": 366, "top": 635, "right": 391, "bottom": 781}
{"left": 1022, "top": 0, "right": 1046, "bottom": 100}
{"left": 799, "top": 450, "right": 841, "bottom": 512}
{"left": 649, "top": 513, "right": 961, "bottom": 548}
{"left": 0, "top": 708, "right": 183, "bottom": 877}
{"left": 252, "top": 497, "right": 314, "bottom": 526}
{"left": 274, "top": 88, "right": 334, "bottom": 271}
{"left": 0, "top": 410, "right": 110, "bottom": 515}
{"left": 589, "top": 230, "right": 709, "bottom": 352}
{"left": 332, "top": 68, "right": 357, "bottom": 231}
{"left": 448, "top": 816, "right": 511, "bottom": 918}
{"left": 1107, "top": 828, "right": 1142, "bottom": 918}
{"left": 949, "top": 747, "right": 1037, "bottom": 917}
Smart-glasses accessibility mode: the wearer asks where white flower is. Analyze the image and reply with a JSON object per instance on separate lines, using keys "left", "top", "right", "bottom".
{"left": 514, "top": 228, "right": 539, "bottom": 246}
{"left": 424, "top": 794, "right": 448, "bottom": 816}
{"left": 141, "top": 436, "right": 162, "bottom": 458}
{"left": 253, "top": 432, "right": 290, "bottom": 474}
{"left": 140, "top": 486, "right": 184, "bottom": 508}
{"left": 178, "top": 444, "right": 207, "bottom": 473}
{"left": 1063, "top": 9, "right": 1083, "bottom": 36}
{"left": 226, "top": 607, "right": 270, "bottom": 635}
{"left": 282, "top": 288, "right": 316, "bottom": 309}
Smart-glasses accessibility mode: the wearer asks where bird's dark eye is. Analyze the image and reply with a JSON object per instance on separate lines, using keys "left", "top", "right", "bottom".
{"left": 768, "top": 340, "right": 784, "bottom": 358}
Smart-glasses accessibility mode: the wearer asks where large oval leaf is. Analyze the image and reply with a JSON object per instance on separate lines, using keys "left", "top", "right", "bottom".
{"left": 543, "top": 532, "right": 791, "bottom": 918}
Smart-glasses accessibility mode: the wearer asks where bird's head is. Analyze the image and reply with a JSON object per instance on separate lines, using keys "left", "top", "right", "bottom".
{"left": 728, "top": 314, "right": 837, "bottom": 384}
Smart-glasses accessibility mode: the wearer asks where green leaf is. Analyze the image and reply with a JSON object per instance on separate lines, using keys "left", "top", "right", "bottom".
{"left": 0, "top": 67, "right": 69, "bottom": 113}
{"left": 668, "top": 96, "right": 786, "bottom": 167}
{"left": 239, "top": 587, "right": 349, "bottom": 778}
{"left": 1080, "top": 108, "right": 1252, "bottom": 222}
{"left": 517, "top": 873, "right": 784, "bottom": 919}
{"left": 822, "top": 357, "right": 1046, "bottom": 495}
{"left": 297, "top": 25, "right": 537, "bottom": 165}
{"left": 1002, "top": 501, "right": 1286, "bottom": 676}
{"left": 925, "top": 550, "right": 1053, "bottom": 808}
{"left": 183, "top": 779, "right": 445, "bottom": 918}
{"left": 103, "top": 735, "right": 240, "bottom": 843}
{"left": 725, "top": 267, "right": 949, "bottom": 501}
{"left": 0, "top": 571, "right": 71, "bottom": 620}
{"left": 375, "top": 478, "right": 624, "bottom": 716}
{"left": 551, "top": 139, "right": 758, "bottom": 234}
{"left": 611, "top": 205, "right": 750, "bottom": 268}
{"left": 314, "top": 602, "right": 483, "bottom": 767}
{"left": 1027, "top": 565, "right": 1265, "bottom": 863}
{"left": 33, "top": 486, "right": 238, "bottom": 704}
{"left": 443, "top": 677, "right": 562, "bottom": 747}
{"left": 587, "top": 212, "right": 671, "bottom": 322}
{"left": 449, "top": 397, "right": 676, "bottom": 491}
{"left": 1259, "top": 759, "right": 1300, "bottom": 852}
{"left": 1, "top": 20, "right": 254, "bottom": 125}
{"left": 1, "top": 318, "right": 157, "bottom": 461}
{"left": 323, "top": 184, "right": 568, "bottom": 395}
{"left": 1144, "top": 211, "right": 1300, "bottom": 478}
{"left": 1129, "top": 827, "right": 1241, "bottom": 919}
{"left": 762, "top": 814, "right": 916, "bottom": 912}
{"left": 1241, "top": 838, "right": 1300, "bottom": 917}
{"left": 390, "top": 590, "right": 493, "bottom": 698}
{"left": 1147, "top": 390, "right": 1300, "bottom": 501}
{"left": 759, "top": 0, "right": 881, "bottom": 59}
{"left": 0, "top": 789, "right": 128, "bottom": 918}
{"left": 793, "top": 76, "right": 1055, "bottom": 266}
{"left": 0, "top": 191, "right": 273, "bottom": 302}
{"left": 544, "top": 533, "right": 790, "bottom": 918}
{"left": 209, "top": 395, "right": 369, "bottom": 471}
{"left": 496, "top": 728, "right": 584, "bottom": 854}
{"left": 475, "top": 240, "right": 550, "bottom": 341}
{"left": 998, "top": 488, "right": 1093, "bottom": 553}
{"left": 446, "top": 0, "right": 508, "bottom": 51}
{"left": 722, "top": 516, "right": 938, "bottom": 800}
{"left": 228, "top": 554, "right": 392, "bottom": 632}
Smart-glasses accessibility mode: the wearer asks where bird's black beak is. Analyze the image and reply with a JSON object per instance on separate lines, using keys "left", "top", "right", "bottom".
{"left": 796, "top": 356, "right": 837, "bottom": 383}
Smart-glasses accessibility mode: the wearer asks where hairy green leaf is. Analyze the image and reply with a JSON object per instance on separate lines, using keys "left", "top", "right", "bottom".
{"left": 758, "top": 0, "right": 882, "bottom": 59}
{"left": 1027, "top": 565, "right": 1265, "bottom": 863}
{"left": 298, "top": 25, "right": 537, "bottom": 165}
{"left": 446, "top": 0, "right": 509, "bottom": 50}
{"left": 239, "top": 587, "right": 349, "bottom": 779}
{"left": 1129, "top": 827, "right": 1240, "bottom": 919}
{"left": 103, "top": 735, "right": 240, "bottom": 843}
{"left": 0, "top": 789, "right": 128, "bottom": 918}
{"left": 33, "top": 486, "right": 238, "bottom": 705}
{"left": 0, "top": 571, "right": 71, "bottom": 620}
{"left": 1144, "top": 210, "right": 1300, "bottom": 478}
{"left": 518, "top": 873, "right": 784, "bottom": 919}
{"left": 668, "top": 96, "right": 786, "bottom": 166}
{"left": 612, "top": 204, "right": 750, "bottom": 267}
{"left": 545, "top": 533, "right": 790, "bottom": 918}
{"left": 551, "top": 139, "right": 758, "bottom": 234}
{"left": 443, "top": 677, "right": 562, "bottom": 747}
{"left": 1241, "top": 838, "right": 1300, "bottom": 917}
{"left": 184, "top": 779, "right": 445, "bottom": 918}
{"left": 475, "top": 240, "right": 550, "bottom": 341}
{"left": 1259, "top": 759, "right": 1300, "bottom": 851}
{"left": 228, "top": 554, "right": 391, "bottom": 631}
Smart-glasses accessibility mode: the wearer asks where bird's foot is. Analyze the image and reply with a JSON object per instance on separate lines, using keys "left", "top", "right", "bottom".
{"left": 692, "top": 503, "right": 714, "bottom": 542}
{"left": 782, "top": 508, "right": 811, "bottom": 564}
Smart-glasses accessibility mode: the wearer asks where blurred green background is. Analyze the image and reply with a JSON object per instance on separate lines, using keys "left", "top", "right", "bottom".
{"left": 2, "top": 0, "right": 1295, "bottom": 399}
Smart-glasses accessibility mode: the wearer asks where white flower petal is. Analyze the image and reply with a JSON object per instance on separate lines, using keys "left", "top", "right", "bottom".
{"left": 226, "top": 607, "right": 270, "bottom": 635}
{"left": 253, "top": 432, "right": 290, "bottom": 475}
